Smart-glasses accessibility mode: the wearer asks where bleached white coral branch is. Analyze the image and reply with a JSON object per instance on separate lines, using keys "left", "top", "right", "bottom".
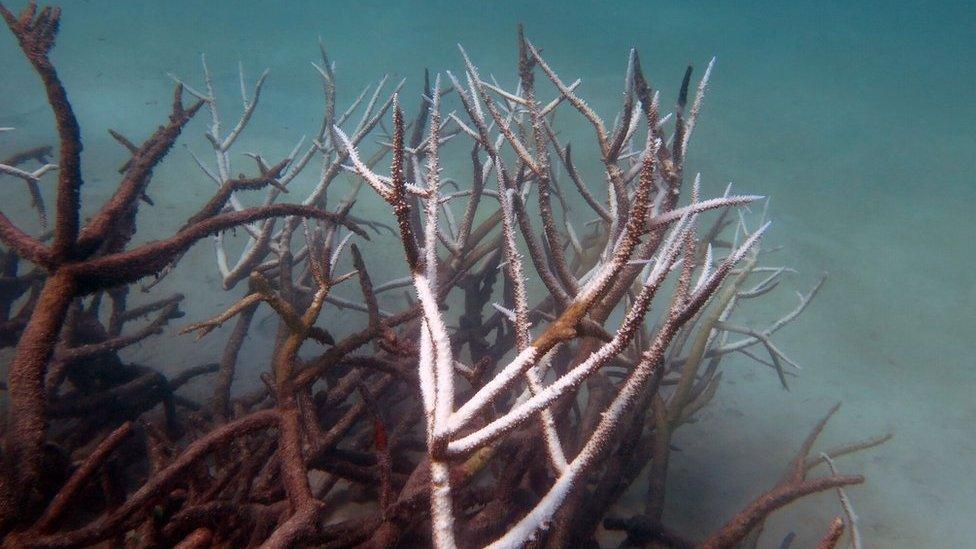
{"left": 485, "top": 219, "right": 769, "bottom": 548}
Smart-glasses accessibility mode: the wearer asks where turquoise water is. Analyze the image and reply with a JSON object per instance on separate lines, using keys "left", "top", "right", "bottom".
{"left": 1, "top": 1, "right": 973, "bottom": 546}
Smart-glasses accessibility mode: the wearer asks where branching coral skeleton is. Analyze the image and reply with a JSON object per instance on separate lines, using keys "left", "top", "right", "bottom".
{"left": 0, "top": 3, "right": 887, "bottom": 548}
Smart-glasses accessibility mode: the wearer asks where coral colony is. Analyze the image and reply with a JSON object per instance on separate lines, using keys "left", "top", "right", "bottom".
{"left": 0, "top": 3, "right": 888, "bottom": 548}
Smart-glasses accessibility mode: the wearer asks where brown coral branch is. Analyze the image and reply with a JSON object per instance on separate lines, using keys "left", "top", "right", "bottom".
{"left": 55, "top": 301, "right": 181, "bottom": 361}
{"left": 172, "top": 527, "right": 213, "bottom": 549}
{"left": 68, "top": 204, "right": 364, "bottom": 292}
{"left": 817, "top": 516, "right": 846, "bottom": 549}
{"left": 75, "top": 86, "right": 203, "bottom": 257}
{"left": 0, "top": 212, "right": 52, "bottom": 268}
{"left": 31, "top": 421, "right": 134, "bottom": 533}
{"left": 184, "top": 158, "right": 289, "bottom": 227}
{"left": 19, "top": 410, "right": 279, "bottom": 548}
{"left": 388, "top": 97, "right": 421, "bottom": 272}
{"left": 212, "top": 300, "right": 258, "bottom": 419}
{"left": 699, "top": 475, "right": 864, "bottom": 549}
{"left": 0, "top": 2, "right": 81, "bottom": 261}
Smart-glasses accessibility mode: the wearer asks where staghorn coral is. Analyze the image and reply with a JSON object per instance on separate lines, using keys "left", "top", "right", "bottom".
{"left": 0, "top": 3, "right": 888, "bottom": 548}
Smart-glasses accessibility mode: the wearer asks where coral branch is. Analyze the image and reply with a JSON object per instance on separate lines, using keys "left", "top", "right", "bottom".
{"left": 32, "top": 421, "right": 134, "bottom": 533}
{"left": 69, "top": 204, "right": 363, "bottom": 292}
{"left": 0, "top": 2, "right": 81, "bottom": 260}
{"left": 699, "top": 475, "right": 864, "bottom": 549}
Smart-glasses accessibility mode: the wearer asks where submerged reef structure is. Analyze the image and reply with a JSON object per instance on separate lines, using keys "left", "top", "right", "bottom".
{"left": 0, "top": 3, "right": 890, "bottom": 548}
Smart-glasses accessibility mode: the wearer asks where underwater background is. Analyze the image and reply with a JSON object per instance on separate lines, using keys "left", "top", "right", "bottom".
{"left": 0, "top": 0, "right": 973, "bottom": 546}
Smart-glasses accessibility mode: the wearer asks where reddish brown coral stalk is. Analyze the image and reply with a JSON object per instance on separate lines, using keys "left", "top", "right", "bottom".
{"left": 817, "top": 516, "right": 847, "bottom": 549}
{"left": 699, "top": 475, "right": 864, "bottom": 549}
{"left": 16, "top": 410, "right": 279, "bottom": 548}
{"left": 32, "top": 422, "right": 134, "bottom": 533}
{"left": 172, "top": 527, "right": 213, "bottom": 549}
{"left": 2, "top": 271, "right": 75, "bottom": 510}
{"left": 0, "top": 2, "right": 81, "bottom": 261}
{"left": 68, "top": 204, "right": 362, "bottom": 293}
